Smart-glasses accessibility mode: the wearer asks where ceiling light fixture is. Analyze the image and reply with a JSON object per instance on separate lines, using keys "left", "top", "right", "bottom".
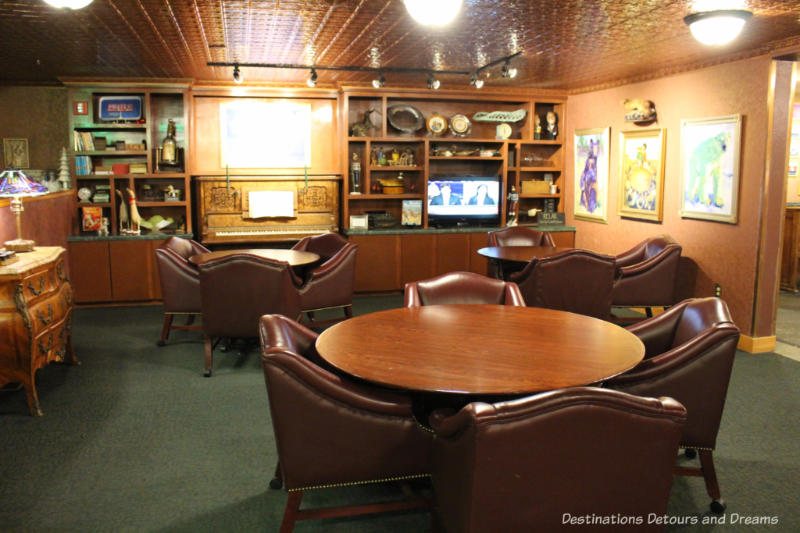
{"left": 307, "top": 68, "right": 318, "bottom": 87}
{"left": 403, "top": 0, "right": 463, "bottom": 26}
{"left": 501, "top": 60, "right": 518, "bottom": 79}
{"left": 372, "top": 72, "right": 386, "bottom": 89}
{"left": 427, "top": 72, "right": 441, "bottom": 90}
{"left": 470, "top": 72, "right": 484, "bottom": 89}
{"left": 232, "top": 65, "right": 243, "bottom": 84}
{"left": 43, "top": 0, "right": 93, "bottom": 8}
{"left": 684, "top": 9, "right": 753, "bottom": 46}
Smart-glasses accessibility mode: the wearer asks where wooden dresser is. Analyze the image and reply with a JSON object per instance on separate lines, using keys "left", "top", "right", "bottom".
{"left": 0, "top": 247, "right": 76, "bottom": 416}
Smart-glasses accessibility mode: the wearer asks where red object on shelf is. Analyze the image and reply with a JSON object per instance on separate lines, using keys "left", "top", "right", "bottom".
{"left": 112, "top": 163, "right": 130, "bottom": 175}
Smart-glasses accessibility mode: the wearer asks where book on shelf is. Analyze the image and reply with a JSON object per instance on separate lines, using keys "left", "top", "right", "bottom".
{"left": 129, "top": 162, "right": 147, "bottom": 174}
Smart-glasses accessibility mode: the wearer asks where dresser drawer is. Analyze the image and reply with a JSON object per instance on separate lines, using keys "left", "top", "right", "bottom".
{"left": 31, "top": 316, "right": 71, "bottom": 369}
{"left": 27, "top": 281, "right": 72, "bottom": 336}
{"left": 21, "top": 266, "right": 59, "bottom": 302}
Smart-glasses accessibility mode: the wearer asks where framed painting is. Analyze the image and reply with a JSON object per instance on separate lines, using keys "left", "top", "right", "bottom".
{"left": 3, "top": 138, "right": 29, "bottom": 169}
{"left": 618, "top": 128, "right": 666, "bottom": 221}
{"left": 679, "top": 114, "right": 741, "bottom": 224}
{"left": 573, "top": 127, "right": 610, "bottom": 223}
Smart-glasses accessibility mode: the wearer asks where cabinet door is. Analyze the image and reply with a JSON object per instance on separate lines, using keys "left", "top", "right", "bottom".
{"left": 68, "top": 241, "right": 112, "bottom": 303}
{"left": 109, "top": 240, "right": 158, "bottom": 301}
{"left": 351, "top": 235, "right": 401, "bottom": 292}
{"left": 550, "top": 231, "right": 575, "bottom": 247}
{"left": 469, "top": 232, "right": 490, "bottom": 276}
{"left": 434, "top": 234, "right": 470, "bottom": 277}
{"left": 401, "top": 234, "right": 436, "bottom": 286}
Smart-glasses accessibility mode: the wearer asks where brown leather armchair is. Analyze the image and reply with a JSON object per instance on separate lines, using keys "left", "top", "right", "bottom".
{"left": 487, "top": 226, "right": 555, "bottom": 247}
{"left": 429, "top": 387, "right": 686, "bottom": 533}
{"left": 612, "top": 235, "right": 682, "bottom": 314}
{"left": 404, "top": 271, "right": 525, "bottom": 307}
{"left": 259, "top": 314, "right": 432, "bottom": 532}
{"left": 606, "top": 297, "right": 740, "bottom": 513}
{"left": 154, "top": 236, "right": 209, "bottom": 346}
{"left": 510, "top": 248, "right": 616, "bottom": 319}
{"left": 486, "top": 227, "right": 556, "bottom": 278}
{"left": 291, "top": 233, "right": 358, "bottom": 326}
{"left": 198, "top": 253, "right": 303, "bottom": 377}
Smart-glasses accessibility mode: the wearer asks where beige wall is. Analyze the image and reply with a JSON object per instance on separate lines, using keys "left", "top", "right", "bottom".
{"left": 565, "top": 56, "right": 774, "bottom": 335}
{"left": 0, "top": 87, "right": 68, "bottom": 170}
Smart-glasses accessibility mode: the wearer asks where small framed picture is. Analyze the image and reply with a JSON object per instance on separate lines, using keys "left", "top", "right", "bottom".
{"left": 3, "top": 138, "right": 29, "bottom": 169}
{"left": 349, "top": 214, "right": 368, "bottom": 230}
{"left": 402, "top": 199, "right": 423, "bottom": 226}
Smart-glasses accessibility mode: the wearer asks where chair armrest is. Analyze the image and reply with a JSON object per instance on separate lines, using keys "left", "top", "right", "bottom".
{"left": 607, "top": 326, "right": 739, "bottom": 385}
{"left": 306, "top": 243, "right": 357, "bottom": 282}
{"left": 189, "top": 240, "right": 211, "bottom": 255}
{"left": 264, "top": 350, "right": 416, "bottom": 416}
{"left": 404, "top": 282, "right": 421, "bottom": 307}
{"left": 156, "top": 248, "right": 200, "bottom": 279}
{"left": 504, "top": 282, "right": 526, "bottom": 306}
{"left": 615, "top": 241, "right": 646, "bottom": 268}
{"left": 429, "top": 405, "right": 485, "bottom": 438}
{"left": 291, "top": 236, "right": 311, "bottom": 252}
{"left": 625, "top": 301, "right": 689, "bottom": 356}
{"left": 259, "top": 314, "right": 317, "bottom": 355}
{"left": 616, "top": 246, "right": 679, "bottom": 278}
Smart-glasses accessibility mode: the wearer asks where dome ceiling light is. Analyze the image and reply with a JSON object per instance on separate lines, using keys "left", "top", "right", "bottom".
{"left": 684, "top": 9, "right": 753, "bottom": 46}
{"left": 403, "top": 0, "right": 463, "bottom": 26}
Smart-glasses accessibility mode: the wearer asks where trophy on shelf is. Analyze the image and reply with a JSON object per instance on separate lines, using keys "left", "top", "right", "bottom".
{"left": 350, "top": 152, "right": 361, "bottom": 195}
{"left": 507, "top": 185, "right": 519, "bottom": 227}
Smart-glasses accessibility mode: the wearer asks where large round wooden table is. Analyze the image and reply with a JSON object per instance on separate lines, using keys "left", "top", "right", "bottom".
{"left": 316, "top": 304, "right": 644, "bottom": 395}
{"left": 477, "top": 245, "right": 573, "bottom": 279}
{"left": 189, "top": 248, "right": 319, "bottom": 267}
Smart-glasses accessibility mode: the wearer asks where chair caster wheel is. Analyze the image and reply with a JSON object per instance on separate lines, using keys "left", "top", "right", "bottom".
{"left": 203, "top": 369, "right": 212, "bottom": 378}
{"left": 269, "top": 477, "right": 283, "bottom": 490}
{"left": 710, "top": 499, "right": 726, "bottom": 514}
{"left": 157, "top": 340, "right": 166, "bottom": 347}
{"left": 684, "top": 448, "right": 697, "bottom": 459}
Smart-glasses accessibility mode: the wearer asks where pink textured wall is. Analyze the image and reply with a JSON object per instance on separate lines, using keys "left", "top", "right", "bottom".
{"left": 565, "top": 56, "right": 773, "bottom": 335}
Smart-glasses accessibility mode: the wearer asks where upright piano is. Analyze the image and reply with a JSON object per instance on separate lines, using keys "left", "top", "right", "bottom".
{"left": 194, "top": 175, "right": 340, "bottom": 244}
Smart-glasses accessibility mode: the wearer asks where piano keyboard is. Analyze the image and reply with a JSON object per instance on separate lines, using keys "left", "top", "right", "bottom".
{"left": 215, "top": 228, "right": 332, "bottom": 237}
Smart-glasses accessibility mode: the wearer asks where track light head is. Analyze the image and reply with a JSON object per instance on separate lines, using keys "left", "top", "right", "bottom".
{"left": 232, "top": 65, "right": 243, "bottom": 84}
{"left": 307, "top": 68, "right": 318, "bottom": 87}
{"left": 470, "top": 72, "right": 484, "bottom": 89}
{"left": 501, "top": 60, "right": 517, "bottom": 79}
{"left": 372, "top": 72, "right": 386, "bottom": 89}
{"left": 427, "top": 72, "right": 440, "bottom": 90}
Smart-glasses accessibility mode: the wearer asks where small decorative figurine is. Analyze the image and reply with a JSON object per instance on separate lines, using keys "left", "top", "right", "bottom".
{"left": 98, "top": 217, "right": 110, "bottom": 236}
{"left": 350, "top": 108, "right": 380, "bottom": 137}
{"left": 546, "top": 111, "right": 558, "bottom": 140}
{"left": 370, "top": 147, "right": 378, "bottom": 166}
{"left": 350, "top": 152, "right": 361, "bottom": 194}
{"left": 58, "top": 147, "right": 71, "bottom": 190}
{"left": 507, "top": 186, "right": 519, "bottom": 226}
{"left": 622, "top": 98, "right": 657, "bottom": 123}
{"left": 534, "top": 115, "right": 542, "bottom": 140}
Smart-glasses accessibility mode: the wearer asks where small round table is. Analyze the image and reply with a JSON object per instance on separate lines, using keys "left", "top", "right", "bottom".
{"left": 316, "top": 304, "right": 644, "bottom": 396}
{"left": 478, "top": 246, "right": 573, "bottom": 279}
{"left": 189, "top": 249, "right": 319, "bottom": 267}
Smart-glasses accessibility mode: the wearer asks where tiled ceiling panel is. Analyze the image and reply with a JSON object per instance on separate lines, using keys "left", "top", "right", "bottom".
{"left": 0, "top": 0, "right": 798, "bottom": 91}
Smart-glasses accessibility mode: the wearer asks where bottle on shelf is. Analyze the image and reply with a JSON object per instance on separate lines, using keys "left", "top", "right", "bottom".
{"left": 507, "top": 185, "right": 519, "bottom": 227}
{"left": 159, "top": 119, "right": 178, "bottom": 166}
{"left": 350, "top": 152, "right": 361, "bottom": 195}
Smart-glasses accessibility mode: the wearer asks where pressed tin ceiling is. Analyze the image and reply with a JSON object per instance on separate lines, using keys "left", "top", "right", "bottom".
{"left": 0, "top": 0, "right": 798, "bottom": 92}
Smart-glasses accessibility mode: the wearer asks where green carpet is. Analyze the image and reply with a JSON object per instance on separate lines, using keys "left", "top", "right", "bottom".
{"left": 1, "top": 295, "right": 798, "bottom": 532}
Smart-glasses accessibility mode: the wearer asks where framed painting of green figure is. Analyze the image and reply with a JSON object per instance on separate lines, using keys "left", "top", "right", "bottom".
{"left": 679, "top": 114, "right": 742, "bottom": 224}
{"left": 574, "top": 127, "right": 610, "bottom": 223}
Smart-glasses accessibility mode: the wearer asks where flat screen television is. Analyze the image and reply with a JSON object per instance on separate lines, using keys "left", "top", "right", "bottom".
{"left": 427, "top": 176, "right": 502, "bottom": 226}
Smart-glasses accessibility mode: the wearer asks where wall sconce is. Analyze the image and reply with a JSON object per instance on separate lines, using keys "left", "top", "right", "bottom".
{"left": 404, "top": 0, "right": 463, "bottom": 26}
{"left": 427, "top": 72, "right": 440, "bottom": 90}
{"left": 232, "top": 65, "right": 243, "bottom": 84}
{"left": 307, "top": 68, "right": 318, "bottom": 87}
{"left": 372, "top": 72, "right": 386, "bottom": 88}
{"left": 0, "top": 169, "right": 49, "bottom": 252}
{"left": 43, "top": 0, "right": 93, "bottom": 8}
{"left": 684, "top": 9, "right": 752, "bottom": 46}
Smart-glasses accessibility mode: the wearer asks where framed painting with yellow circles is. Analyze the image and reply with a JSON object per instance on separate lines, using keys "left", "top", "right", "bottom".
{"left": 617, "top": 128, "right": 666, "bottom": 222}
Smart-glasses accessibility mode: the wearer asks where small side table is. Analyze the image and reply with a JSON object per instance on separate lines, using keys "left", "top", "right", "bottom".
{"left": 0, "top": 247, "right": 77, "bottom": 416}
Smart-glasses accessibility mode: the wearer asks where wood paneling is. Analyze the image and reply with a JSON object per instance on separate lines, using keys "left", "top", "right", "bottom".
{"left": 434, "top": 234, "right": 470, "bottom": 277}
{"left": 400, "top": 234, "right": 435, "bottom": 287}
{"left": 550, "top": 231, "right": 576, "bottom": 247}
{"left": 109, "top": 240, "right": 157, "bottom": 301}
{"left": 351, "top": 234, "right": 400, "bottom": 292}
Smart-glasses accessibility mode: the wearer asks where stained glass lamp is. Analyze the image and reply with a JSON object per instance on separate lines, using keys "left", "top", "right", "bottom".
{"left": 0, "top": 169, "right": 48, "bottom": 252}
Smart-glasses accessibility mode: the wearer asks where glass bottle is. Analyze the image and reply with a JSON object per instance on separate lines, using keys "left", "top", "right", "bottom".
{"left": 161, "top": 119, "right": 177, "bottom": 165}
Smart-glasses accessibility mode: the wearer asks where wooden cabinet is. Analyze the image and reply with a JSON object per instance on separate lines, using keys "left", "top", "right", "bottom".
{"left": 0, "top": 247, "right": 76, "bottom": 416}
{"left": 342, "top": 89, "right": 567, "bottom": 230}
{"left": 65, "top": 83, "right": 191, "bottom": 238}
{"left": 68, "top": 239, "right": 165, "bottom": 303}
{"left": 781, "top": 207, "right": 800, "bottom": 291}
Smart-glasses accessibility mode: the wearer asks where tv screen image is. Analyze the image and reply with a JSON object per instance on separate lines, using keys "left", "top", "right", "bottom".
{"left": 427, "top": 178, "right": 501, "bottom": 222}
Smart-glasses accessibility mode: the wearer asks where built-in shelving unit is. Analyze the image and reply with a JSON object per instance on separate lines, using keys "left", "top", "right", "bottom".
{"left": 342, "top": 89, "right": 566, "bottom": 229}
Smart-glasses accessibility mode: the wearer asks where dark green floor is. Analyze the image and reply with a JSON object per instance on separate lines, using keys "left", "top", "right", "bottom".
{"left": 1, "top": 296, "right": 798, "bottom": 532}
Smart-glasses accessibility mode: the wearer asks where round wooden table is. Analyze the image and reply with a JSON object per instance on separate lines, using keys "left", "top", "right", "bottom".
{"left": 316, "top": 304, "right": 644, "bottom": 395}
{"left": 478, "top": 245, "right": 573, "bottom": 279}
{"left": 189, "top": 249, "right": 319, "bottom": 267}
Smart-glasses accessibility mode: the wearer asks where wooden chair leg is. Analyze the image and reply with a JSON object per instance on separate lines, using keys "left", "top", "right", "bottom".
{"left": 270, "top": 462, "right": 283, "bottom": 489}
{"left": 158, "top": 314, "right": 174, "bottom": 346}
{"left": 343, "top": 305, "right": 353, "bottom": 319}
{"left": 203, "top": 335, "right": 213, "bottom": 377}
{"left": 699, "top": 449, "right": 726, "bottom": 513}
{"left": 185, "top": 314, "right": 196, "bottom": 326}
{"left": 280, "top": 491, "right": 302, "bottom": 533}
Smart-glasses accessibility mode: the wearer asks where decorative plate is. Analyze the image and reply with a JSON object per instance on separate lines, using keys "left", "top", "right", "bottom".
{"left": 426, "top": 113, "right": 448, "bottom": 136}
{"left": 387, "top": 105, "right": 425, "bottom": 134}
{"left": 449, "top": 114, "right": 471, "bottom": 137}
{"left": 77, "top": 187, "right": 93, "bottom": 202}
{"left": 496, "top": 123, "right": 512, "bottom": 140}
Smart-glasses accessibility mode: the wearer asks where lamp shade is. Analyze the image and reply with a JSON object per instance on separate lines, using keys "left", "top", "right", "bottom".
{"left": 684, "top": 9, "right": 752, "bottom": 46}
{"left": 0, "top": 169, "right": 48, "bottom": 197}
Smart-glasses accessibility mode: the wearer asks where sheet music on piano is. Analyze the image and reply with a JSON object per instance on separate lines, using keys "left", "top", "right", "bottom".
{"left": 195, "top": 175, "right": 341, "bottom": 244}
